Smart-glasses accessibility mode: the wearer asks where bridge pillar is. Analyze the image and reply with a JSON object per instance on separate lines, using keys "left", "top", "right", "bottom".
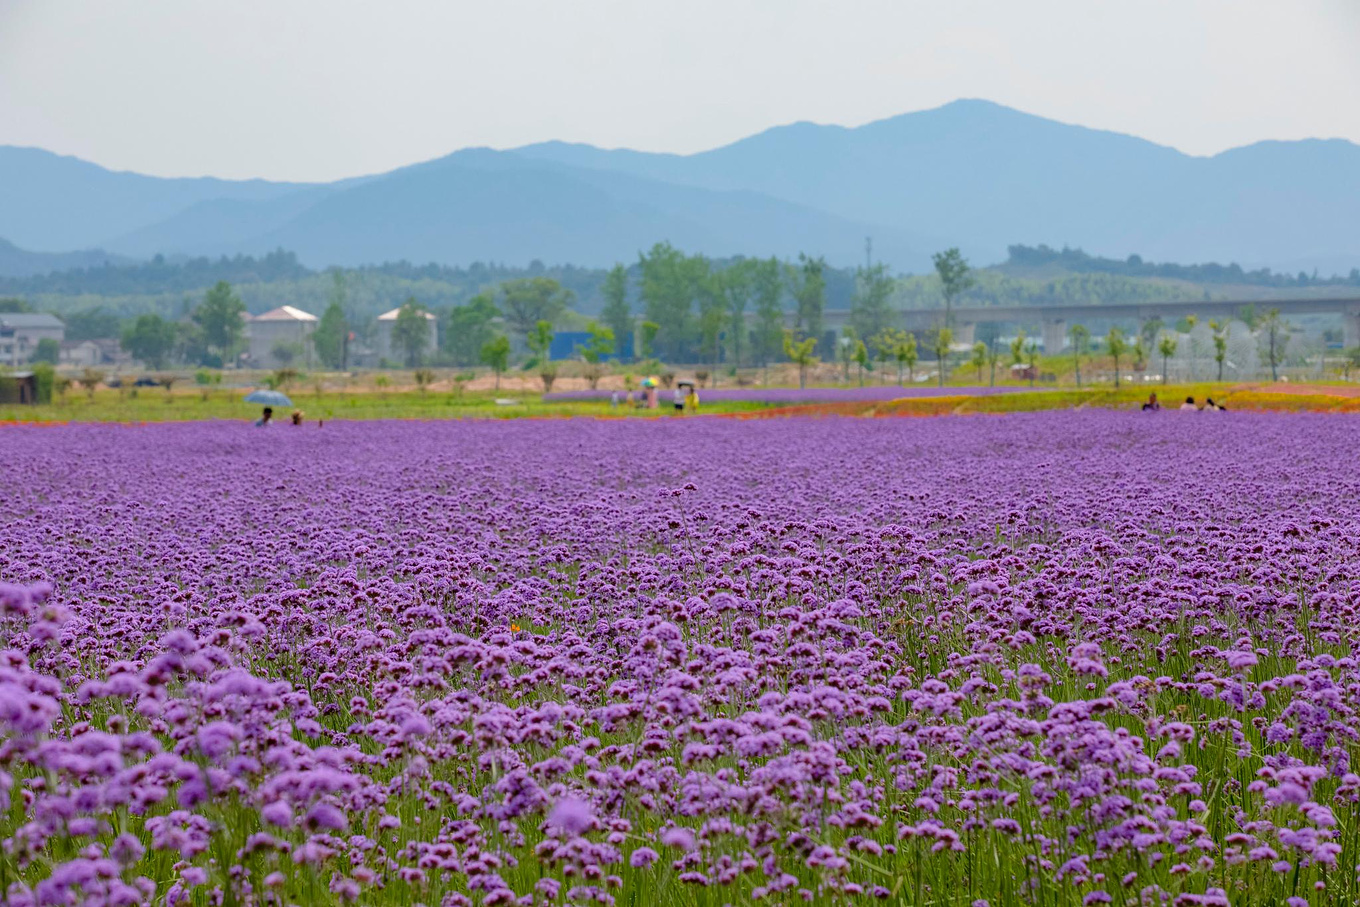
{"left": 1042, "top": 318, "right": 1067, "bottom": 353}
{"left": 1345, "top": 310, "right": 1360, "bottom": 350}
{"left": 953, "top": 321, "right": 976, "bottom": 346}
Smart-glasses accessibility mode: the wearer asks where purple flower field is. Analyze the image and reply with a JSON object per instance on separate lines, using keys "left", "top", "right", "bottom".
{"left": 3, "top": 412, "right": 1360, "bottom": 906}
{"left": 543, "top": 386, "right": 1035, "bottom": 404}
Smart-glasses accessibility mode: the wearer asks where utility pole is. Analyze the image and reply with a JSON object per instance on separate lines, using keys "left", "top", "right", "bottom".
{"left": 864, "top": 237, "right": 873, "bottom": 271}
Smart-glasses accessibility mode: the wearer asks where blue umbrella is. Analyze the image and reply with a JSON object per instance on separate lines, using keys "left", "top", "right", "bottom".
{"left": 244, "top": 389, "right": 293, "bottom": 407}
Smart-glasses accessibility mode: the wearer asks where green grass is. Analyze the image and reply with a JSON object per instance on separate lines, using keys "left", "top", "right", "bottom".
{"left": 0, "top": 389, "right": 771, "bottom": 423}
{"left": 876, "top": 383, "right": 1358, "bottom": 416}
{"left": 4, "top": 381, "right": 1355, "bottom": 425}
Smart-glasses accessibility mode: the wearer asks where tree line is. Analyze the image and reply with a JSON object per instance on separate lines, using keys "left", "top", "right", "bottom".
{"left": 1006, "top": 244, "right": 1360, "bottom": 287}
{"left": 55, "top": 244, "right": 975, "bottom": 376}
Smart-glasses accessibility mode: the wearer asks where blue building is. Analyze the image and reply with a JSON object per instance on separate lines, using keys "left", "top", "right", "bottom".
{"left": 549, "top": 331, "right": 634, "bottom": 361}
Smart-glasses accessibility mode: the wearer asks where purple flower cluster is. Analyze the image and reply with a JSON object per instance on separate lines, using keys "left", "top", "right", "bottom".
{"left": 2, "top": 412, "right": 1360, "bottom": 905}
{"left": 544, "top": 385, "right": 1032, "bottom": 404}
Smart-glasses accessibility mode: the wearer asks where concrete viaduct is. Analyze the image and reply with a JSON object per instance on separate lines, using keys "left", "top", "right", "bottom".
{"left": 823, "top": 296, "right": 1360, "bottom": 352}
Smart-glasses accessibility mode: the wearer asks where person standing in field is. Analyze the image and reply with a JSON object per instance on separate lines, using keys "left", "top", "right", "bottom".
{"left": 672, "top": 387, "right": 685, "bottom": 412}
{"left": 1141, "top": 393, "right": 1161, "bottom": 411}
{"left": 254, "top": 406, "right": 273, "bottom": 427}
{"left": 684, "top": 385, "right": 699, "bottom": 413}
{"left": 1180, "top": 396, "right": 1198, "bottom": 411}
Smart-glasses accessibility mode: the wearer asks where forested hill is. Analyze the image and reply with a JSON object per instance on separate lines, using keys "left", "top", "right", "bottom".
{"left": 1004, "top": 245, "right": 1360, "bottom": 288}
{"left": 0, "top": 237, "right": 135, "bottom": 279}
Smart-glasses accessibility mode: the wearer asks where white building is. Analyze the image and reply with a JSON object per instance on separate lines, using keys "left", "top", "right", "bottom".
{"left": 245, "top": 306, "right": 318, "bottom": 369}
{"left": 60, "top": 339, "right": 126, "bottom": 368}
{"left": 0, "top": 313, "right": 64, "bottom": 365}
{"left": 374, "top": 306, "right": 438, "bottom": 365}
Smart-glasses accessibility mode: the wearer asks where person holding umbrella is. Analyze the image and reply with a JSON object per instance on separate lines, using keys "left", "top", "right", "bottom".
{"left": 244, "top": 389, "right": 293, "bottom": 427}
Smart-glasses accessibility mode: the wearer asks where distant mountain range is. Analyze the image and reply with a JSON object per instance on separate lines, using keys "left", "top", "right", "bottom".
{"left": 2, "top": 99, "right": 1358, "bottom": 277}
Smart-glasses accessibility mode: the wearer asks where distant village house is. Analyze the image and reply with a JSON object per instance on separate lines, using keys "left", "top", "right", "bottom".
{"left": 374, "top": 306, "right": 438, "bottom": 364}
{"left": 245, "top": 306, "right": 318, "bottom": 369}
{"left": 0, "top": 313, "right": 64, "bottom": 366}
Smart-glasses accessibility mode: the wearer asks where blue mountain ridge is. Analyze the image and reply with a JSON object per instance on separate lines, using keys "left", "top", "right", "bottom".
{"left": 1, "top": 99, "right": 1356, "bottom": 274}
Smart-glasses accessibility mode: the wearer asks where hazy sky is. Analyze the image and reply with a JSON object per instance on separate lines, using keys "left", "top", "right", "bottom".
{"left": 2, "top": 0, "right": 1358, "bottom": 182}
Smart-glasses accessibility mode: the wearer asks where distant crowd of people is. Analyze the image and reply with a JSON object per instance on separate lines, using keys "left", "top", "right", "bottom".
{"left": 1141, "top": 393, "right": 1226, "bottom": 412}
{"left": 609, "top": 385, "right": 700, "bottom": 413}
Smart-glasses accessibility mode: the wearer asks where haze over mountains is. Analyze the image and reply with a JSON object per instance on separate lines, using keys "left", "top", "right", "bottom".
{"left": 2, "top": 99, "right": 1358, "bottom": 277}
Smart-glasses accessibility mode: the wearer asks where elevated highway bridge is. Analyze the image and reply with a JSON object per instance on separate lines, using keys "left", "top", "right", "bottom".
{"left": 822, "top": 296, "right": 1360, "bottom": 351}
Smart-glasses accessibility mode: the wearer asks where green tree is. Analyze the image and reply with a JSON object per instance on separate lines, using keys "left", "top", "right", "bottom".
{"left": 270, "top": 341, "right": 304, "bottom": 367}
{"left": 638, "top": 243, "right": 704, "bottom": 361}
{"left": 599, "top": 265, "right": 633, "bottom": 361}
{"left": 30, "top": 362, "right": 55, "bottom": 403}
{"left": 577, "top": 322, "right": 615, "bottom": 389}
{"left": 33, "top": 337, "right": 60, "bottom": 365}
{"left": 194, "top": 369, "right": 222, "bottom": 401}
{"left": 639, "top": 321, "right": 660, "bottom": 360}
{"left": 313, "top": 304, "right": 348, "bottom": 370}
{"left": 313, "top": 273, "right": 349, "bottom": 369}
{"left": 852, "top": 336, "right": 870, "bottom": 386}
{"left": 193, "top": 281, "right": 245, "bottom": 361}
{"left": 267, "top": 368, "right": 298, "bottom": 391}
{"left": 1209, "top": 320, "right": 1229, "bottom": 381}
{"left": 499, "top": 277, "right": 573, "bottom": 340}
{"left": 1106, "top": 327, "right": 1128, "bottom": 388}
{"left": 871, "top": 329, "right": 896, "bottom": 376}
{"left": 895, "top": 331, "right": 919, "bottom": 385}
{"left": 1025, "top": 340, "right": 1040, "bottom": 387}
{"left": 480, "top": 335, "right": 511, "bottom": 389}
{"left": 527, "top": 320, "right": 557, "bottom": 391}
{"left": 751, "top": 258, "right": 784, "bottom": 375}
{"left": 1260, "top": 308, "right": 1288, "bottom": 381}
{"left": 932, "top": 248, "right": 974, "bottom": 327}
{"left": 986, "top": 339, "right": 1001, "bottom": 386}
{"left": 1342, "top": 346, "right": 1360, "bottom": 381}
{"left": 720, "top": 260, "right": 755, "bottom": 370}
{"left": 838, "top": 329, "right": 858, "bottom": 382}
{"left": 76, "top": 368, "right": 105, "bottom": 400}
{"left": 933, "top": 327, "right": 954, "bottom": 386}
{"left": 1010, "top": 330, "right": 1027, "bottom": 372}
{"left": 176, "top": 321, "right": 209, "bottom": 368}
{"left": 392, "top": 298, "right": 432, "bottom": 367}
{"left": 850, "top": 262, "right": 895, "bottom": 349}
{"left": 64, "top": 307, "right": 122, "bottom": 342}
{"left": 0, "top": 298, "right": 31, "bottom": 313}
{"left": 696, "top": 264, "right": 726, "bottom": 379}
{"left": 413, "top": 368, "right": 436, "bottom": 393}
{"left": 1069, "top": 323, "right": 1090, "bottom": 388}
{"left": 783, "top": 330, "right": 818, "bottom": 389}
{"left": 121, "top": 313, "right": 178, "bottom": 369}
{"left": 787, "top": 254, "right": 826, "bottom": 352}
{"left": 446, "top": 293, "right": 499, "bottom": 367}
{"left": 1157, "top": 333, "right": 1178, "bottom": 385}
{"left": 970, "top": 341, "right": 987, "bottom": 384}
{"left": 1140, "top": 317, "right": 1164, "bottom": 354}
{"left": 1132, "top": 337, "right": 1148, "bottom": 372}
